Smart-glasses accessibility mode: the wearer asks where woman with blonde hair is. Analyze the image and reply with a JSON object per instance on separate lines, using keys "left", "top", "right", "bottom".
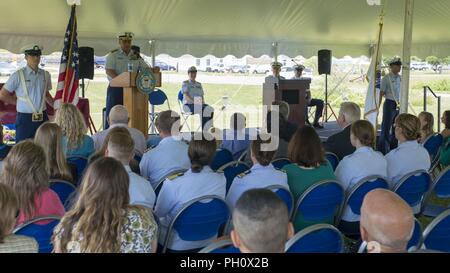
{"left": 0, "top": 183, "right": 38, "bottom": 253}
{"left": 55, "top": 103, "right": 94, "bottom": 158}
{"left": 1, "top": 141, "right": 65, "bottom": 226}
{"left": 386, "top": 113, "right": 430, "bottom": 193}
{"left": 53, "top": 157, "right": 158, "bottom": 253}
{"left": 35, "top": 123, "right": 75, "bottom": 183}
{"left": 418, "top": 111, "right": 435, "bottom": 143}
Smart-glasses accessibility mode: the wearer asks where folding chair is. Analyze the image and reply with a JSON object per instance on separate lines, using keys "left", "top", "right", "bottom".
{"left": 271, "top": 157, "right": 291, "bottom": 170}
{"left": 210, "top": 148, "right": 234, "bottom": 171}
{"left": 148, "top": 89, "right": 170, "bottom": 134}
{"left": 325, "top": 152, "right": 339, "bottom": 171}
{"left": 423, "top": 133, "right": 443, "bottom": 163}
{"left": 338, "top": 175, "right": 389, "bottom": 237}
{"left": 423, "top": 166, "right": 450, "bottom": 217}
{"left": 421, "top": 208, "right": 450, "bottom": 252}
{"left": 292, "top": 180, "right": 344, "bottom": 232}
{"left": 217, "top": 161, "right": 251, "bottom": 192}
{"left": 49, "top": 179, "right": 77, "bottom": 210}
{"left": 13, "top": 215, "right": 62, "bottom": 253}
{"left": 265, "top": 185, "right": 294, "bottom": 219}
{"left": 198, "top": 239, "right": 240, "bottom": 253}
{"left": 393, "top": 170, "right": 431, "bottom": 216}
{"left": 285, "top": 224, "right": 344, "bottom": 253}
{"left": 161, "top": 195, "right": 231, "bottom": 253}
{"left": 66, "top": 156, "right": 88, "bottom": 185}
{"left": 177, "top": 90, "right": 194, "bottom": 132}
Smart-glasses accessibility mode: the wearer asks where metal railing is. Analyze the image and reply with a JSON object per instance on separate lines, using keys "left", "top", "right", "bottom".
{"left": 423, "top": 86, "right": 441, "bottom": 132}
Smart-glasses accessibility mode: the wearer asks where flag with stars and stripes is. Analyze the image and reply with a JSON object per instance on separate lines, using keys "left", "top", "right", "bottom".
{"left": 54, "top": 5, "right": 79, "bottom": 109}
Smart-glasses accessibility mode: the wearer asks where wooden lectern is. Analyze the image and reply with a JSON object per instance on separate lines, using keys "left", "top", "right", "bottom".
{"left": 110, "top": 72, "right": 148, "bottom": 137}
{"left": 262, "top": 78, "right": 310, "bottom": 126}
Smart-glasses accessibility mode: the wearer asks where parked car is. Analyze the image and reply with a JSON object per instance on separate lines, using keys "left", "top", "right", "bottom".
{"left": 250, "top": 64, "right": 271, "bottom": 74}
{"left": 0, "top": 62, "right": 17, "bottom": 76}
{"left": 155, "top": 61, "right": 176, "bottom": 71}
{"left": 207, "top": 63, "right": 226, "bottom": 73}
{"left": 411, "top": 62, "right": 431, "bottom": 71}
{"left": 226, "top": 65, "right": 250, "bottom": 74}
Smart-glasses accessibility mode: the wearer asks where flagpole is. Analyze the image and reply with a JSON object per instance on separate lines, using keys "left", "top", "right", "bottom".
{"left": 62, "top": 5, "right": 77, "bottom": 103}
{"left": 372, "top": 7, "right": 384, "bottom": 149}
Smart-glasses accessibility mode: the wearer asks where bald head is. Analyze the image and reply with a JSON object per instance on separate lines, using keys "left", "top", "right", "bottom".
{"left": 109, "top": 105, "right": 129, "bottom": 125}
{"left": 360, "top": 189, "right": 414, "bottom": 252}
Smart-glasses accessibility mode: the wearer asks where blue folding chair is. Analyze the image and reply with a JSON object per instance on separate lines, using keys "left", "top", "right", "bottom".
{"left": 211, "top": 148, "right": 234, "bottom": 171}
{"left": 285, "top": 224, "right": 344, "bottom": 253}
{"left": 134, "top": 153, "right": 142, "bottom": 163}
{"left": 421, "top": 208, "right": 450, "bottom": 252}
{"left": 177, "top": 90, "right": 194, "bottom": 132}
{"left": 271, "top": 157, "right": 291, "bottom": 170}
{"left": 423, "top": 133, "right": 443, "bottom": 163}
{"left": 266, "top": 185, "right": 294, "bottom": 219}
{"left": 292, "top": 180, "right": 344, "bottom": 232}
{"left": 67, "top": 156, "right": 88, "bottom": 185}
{"left": 148, "top": 89, "right": 170, "bottom": 134}
{"left": 325, "top": 152, "right": 339, "bottom": 171}
{"left": 198, "top": 239, "right": 240, "bottom": 253}
{"left": 338, "top": 175, "right": 389, "bottom": 236}
{"left": 49, "top": 179, "right": 77, "bottom": 210}
{"left": 154, "top": 169, "right": 188, "bottom": 196}
{"left": 13, "top": 215, "right": 61, "bottom": 253}
{"left": 161, "top": 195, "right": 231, "bottom": 253}
{"left": 423, "top": 166, "right": 450, "bottom": 217}
{"left": 393, "top": 170, "right": 431, "bottom": 215}
{"left": 217, "top": 161, "right": 251, "bottom": 192}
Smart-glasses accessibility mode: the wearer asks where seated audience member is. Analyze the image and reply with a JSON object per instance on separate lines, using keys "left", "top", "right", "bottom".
{"left": 140, "top": 110, "right": 190, "bottom": 189}
{"left": 93, "top": 105, "right": 146, "bottom": 156}
{"left": 1, "top": 141, "right": 65, "bottom": 226}
{"left": 0, "top": 124, "right": 11, "bottom": 159}
{"left": 439, "top": 110, "right": 450, "bottom": 167}
{"left": 226, "top": 136, "right": 289, "bottom": 208}
{"left": 335, "top": 120, "right": 387, "bottom": 231}
{"left": 0, "top": 183, "right": 38, "bottom": 253}
{"left": 55, "top": 103, "right": 94, "bottom": 158}
{"left": 53, "top": 157, "right": 158, "bottom": 253}
{"left": 105, "top": 131, "right": 156, "bottom": 209}
{"left": 231, "top": 189, "right": 294, "bottom": 253}
{"left": 323, "top": 102, "right": 361, "bottom": 159}
{"left": 282, "top": 126, "right": 335, "bottom": 231}
{"left": 418, "top": 111, "right": 435, "bottom": 144}
{"left": 271, "top": 100, "right": 298, "bottom": 141}
{"left": 35, "top": 123, "right": 75, "bottom": 183}
{"left": 360, "top": 189, "right": 414, "bottom": 253}
{"left": 88, "top": 127, "right": 131, "bottom": 164}
{"left": 220, "top": 113, "right": 251, "bottom": 160}
{"left": 243, "top": 110, "right": 289, "bottom": 165}
{"left": 154, "top": 134, "right": 226, "bottom": 252}
{"left": 386, "top": 113, "right": 430, "bottom": 190}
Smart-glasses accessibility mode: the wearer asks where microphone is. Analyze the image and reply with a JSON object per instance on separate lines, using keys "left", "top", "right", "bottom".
{"left": 291, "top": 59, "right": 300, "bottom": 66}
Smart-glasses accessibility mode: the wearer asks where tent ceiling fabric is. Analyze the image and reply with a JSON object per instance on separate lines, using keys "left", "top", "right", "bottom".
{"left": 0, "top": 0, "right": 449, "bottom": 57}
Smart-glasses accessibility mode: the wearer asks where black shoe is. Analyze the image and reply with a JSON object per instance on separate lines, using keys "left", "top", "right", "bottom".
{"left": 313, "top": 122, "right": 324, "bottom": 129}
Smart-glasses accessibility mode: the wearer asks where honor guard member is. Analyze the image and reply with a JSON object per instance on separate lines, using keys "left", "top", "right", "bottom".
{"left": 104, "top": 32, "right": 149, "bottom": 129}
{"left": 0, "top": 45, "right": 54, "bottom": 142}
{"left": 293, "top": 65, "right": 324, "bottom": 128}
{"left": 226, "top": 137, "right": 289, "bottom": 208}
{"left": 378, "top": 57, "right": 402, "bottom": 154}
{"left": 181, "top": 66, "right": 214, "bottom": 130}
{"left": 264, "top": 61, "right": 285, "bottom": 86}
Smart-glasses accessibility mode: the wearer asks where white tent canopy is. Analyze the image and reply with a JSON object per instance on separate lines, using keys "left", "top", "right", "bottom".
{"left": 0, "top": 0, "right": 449, "bottom": 58}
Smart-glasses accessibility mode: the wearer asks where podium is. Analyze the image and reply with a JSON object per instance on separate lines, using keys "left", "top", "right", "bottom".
{"left": 110, "top": 72, "right": 148, "bottom": 137}
{"left": 262, "top": 78, "right": 310, "bottom": 126}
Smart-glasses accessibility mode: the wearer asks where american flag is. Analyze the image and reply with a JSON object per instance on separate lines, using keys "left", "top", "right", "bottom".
{"left": 54, "top": 5, "right": 79, "bottom": 109}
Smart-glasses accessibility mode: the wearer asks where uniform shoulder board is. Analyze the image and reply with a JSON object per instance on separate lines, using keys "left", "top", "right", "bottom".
{"left": 167, "top": 171, "right": 185, "bottom": 181}
{"left": 237, "top": 170, "right": 251, "bottom": 178}
{"left": 143, "top": 146, "right": 153, "bottom": 153}
{"left": 110, "top": 48, "right": 119, "bottom": 53}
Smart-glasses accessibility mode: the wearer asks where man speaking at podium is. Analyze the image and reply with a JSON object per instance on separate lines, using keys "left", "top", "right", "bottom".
{"left": 104, "top": 32, "right": 149, "bottom": 129}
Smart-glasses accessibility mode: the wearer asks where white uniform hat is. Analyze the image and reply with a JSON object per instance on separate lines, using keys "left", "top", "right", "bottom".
{"left": 271, "top": 61, "right": 282, "bottom": 68}
{"left": 117, "top": 32, "right": 134, "bottom": 41}
{"left": 294, "top": 64, "right": 305, "bottom": 71}
{"left": 188, "top": 66, "right": 198, "bottom": 73}
{"left": 21, "top": 44, "right": 43, "bottom": 55}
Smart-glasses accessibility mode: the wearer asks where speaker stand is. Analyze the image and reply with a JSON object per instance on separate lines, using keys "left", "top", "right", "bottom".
{"left": 80, "top": 77, "right": 97, "bottom": 134}
{"left": 323, "top": 74, "right": 338, "bottom": 122}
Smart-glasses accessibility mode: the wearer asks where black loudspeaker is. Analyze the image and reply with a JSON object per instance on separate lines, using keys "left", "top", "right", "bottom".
{"left": 79, "top": 46, "right": 94, "bottom": 79}
{"left": 318, "top": 49, "right": 332, "bottom": 75}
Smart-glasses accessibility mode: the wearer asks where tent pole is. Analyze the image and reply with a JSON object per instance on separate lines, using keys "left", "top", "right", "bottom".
{"left": 400, "top": 0, "right": 414, "bottom": 114}
{"left": 272, "top": 42, "right": 279, "bottom": 63}
{"left": 150, "top": 39, "right": 156, "bottom": 67}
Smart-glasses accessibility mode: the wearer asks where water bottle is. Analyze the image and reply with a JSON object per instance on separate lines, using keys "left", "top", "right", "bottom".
{"left": 127, "top": 62, "right": 133, "bottom": 72}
